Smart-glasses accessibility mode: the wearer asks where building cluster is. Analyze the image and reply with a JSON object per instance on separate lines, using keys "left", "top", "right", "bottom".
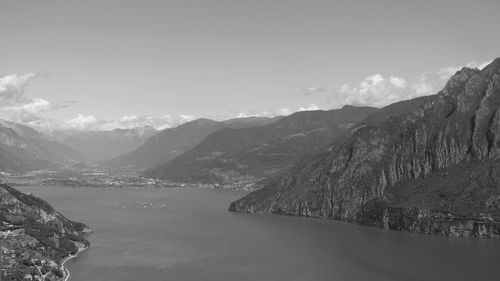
{"left": 1, "top": 229, "right": 25, "bottom": 280}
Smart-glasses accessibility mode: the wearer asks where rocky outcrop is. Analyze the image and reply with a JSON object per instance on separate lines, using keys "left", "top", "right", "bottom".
{"left": 357, "top": 206, "right": 499, "bottom": 238}
{"left": 230, "top": 58, "right": 500, "bottom": 238}
{"left": 0, "top": 184, "right": 90, "bottom": 280}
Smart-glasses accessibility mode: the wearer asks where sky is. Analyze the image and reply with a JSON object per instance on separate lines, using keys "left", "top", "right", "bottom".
{"left": 0, "top": 0, "right": 499, "bottom": 131}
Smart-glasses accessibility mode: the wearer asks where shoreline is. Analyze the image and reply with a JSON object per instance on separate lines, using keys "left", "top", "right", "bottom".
{"left": 59, "top": 245, "right": 88, "bottom": 281}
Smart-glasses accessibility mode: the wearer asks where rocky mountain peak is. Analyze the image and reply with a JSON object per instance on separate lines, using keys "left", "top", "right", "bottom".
{"left": 230, "top": 59, "right": 500, "bottom": 238}
{"left": 482, "top": 57, "right": 500, "bottom": 73}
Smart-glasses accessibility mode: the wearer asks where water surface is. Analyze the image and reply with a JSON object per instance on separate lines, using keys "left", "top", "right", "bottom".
{"left": 19, "top": 186, "right": 500, "bottom": 281}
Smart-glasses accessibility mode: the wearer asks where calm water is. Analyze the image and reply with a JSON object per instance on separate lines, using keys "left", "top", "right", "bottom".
{"left": 18, "top": 186, "right": 500, "bottom": 281}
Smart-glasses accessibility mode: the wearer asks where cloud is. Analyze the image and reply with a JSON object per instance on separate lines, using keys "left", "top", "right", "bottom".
{"left": 1, "top": 58, "right": 494, "bottom": 131}
{"left": 230, "top": 104, "right": 322, "bottom": 120}
{"left": 299, "top": 103, "right": 320, "bottom": 111}
{"left": 301, "top": 87, "right": 327, "bottom": 96}
{"left": 0, "top": 72, "right": 74, "bottom": 123}
{"left": 324, "top": 59, "right": 494, "bottom": 108}
{"left": 64, "top": 114, "right": 99, "bottom": 130}
{"left": 466, "top": 60, "right": 493, "bottom": 70}
{"left": 231, "top": 107, "right": 291, "bottom": 118}
{"left": 278, "top": 108, "right": 292, "bottom": 115}
{"left": 45, "top": 113, "right": 197, "bottom": 131}
{"left": 0, "top": 73, "right": 37, "bottom": 106}
{"left": 329, "top": 74, "right": 415, "bottom": 108}
{"left": 389, "top": 76, "right": 406, "bottom": 89}
{"left": 108, "top": 114, "right": 196, "bottom": 131}
{"left": 5, "top": 98, "right": 51, "bottom": 113}
{"left": 0, "top": 72, "right": 197, "bottom": 131}
{"left": 232, "top": 104, "right": 318, "bottom": 119}
{"left": 0, "top": 73, "right": 36, "bottom": 93}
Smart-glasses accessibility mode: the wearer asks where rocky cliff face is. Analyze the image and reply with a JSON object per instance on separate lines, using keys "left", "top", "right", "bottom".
{"left": 0, "top": 184, "right": 90, "bottom": 280}
{"left": 230, "top": 59, "right": 500, "bottom": 238}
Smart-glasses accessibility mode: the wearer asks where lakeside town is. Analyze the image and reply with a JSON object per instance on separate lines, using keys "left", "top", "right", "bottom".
{"left": 1, "top": 226, "right": 64, "bottom": 281}
{"left": 0, "top": 164, "right": 259, "bottom": 191}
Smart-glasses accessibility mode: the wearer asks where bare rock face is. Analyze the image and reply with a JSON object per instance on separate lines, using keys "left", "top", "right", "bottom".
{"left": 230, "top": 59, "right": 500, "bottom": 238}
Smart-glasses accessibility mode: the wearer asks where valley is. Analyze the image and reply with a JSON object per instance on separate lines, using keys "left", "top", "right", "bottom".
{"left": 2, "top": 2, "right": 500, "bottom": 280}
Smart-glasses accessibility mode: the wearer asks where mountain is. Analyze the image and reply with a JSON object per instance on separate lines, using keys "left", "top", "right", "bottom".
{"left": 0, "top": 120, "right": 86, "bottom": 173}
{"left": 51, "top": 126, "right": 158, "bottom": 161}
{"left": 144, "top": 106, "right": 378, "bottom": 187}
{"left": 221, "top": 116, "right": 283, "bottom": 127}
{"left": 105, "top": 116, "right": 281, "bottom": 170}
{"left": 230, "top": 59, "right": 500, "bottom": 238}
{"left": 0, "top": 184, "right": 90, "bottom": 280}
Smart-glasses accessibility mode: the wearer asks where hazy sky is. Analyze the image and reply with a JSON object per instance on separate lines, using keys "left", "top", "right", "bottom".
{"left": 0, "top": 0, "right": 499, "bottom": 130}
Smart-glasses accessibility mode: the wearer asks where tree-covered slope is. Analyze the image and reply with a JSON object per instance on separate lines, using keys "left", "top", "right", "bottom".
{"left": 145, "top": 106, "right": 378, "bottom": 187}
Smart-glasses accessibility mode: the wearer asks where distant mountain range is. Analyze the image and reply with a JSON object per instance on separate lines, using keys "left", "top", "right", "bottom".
{"left": 144, "top": 106, "right": 377, "bottom": 186}
{"left": 230, "top": 58, "right": 500, "bottom": 238}
{"left": 104, "top": 116, "right": 281, "bottom": 170}
{"left": 0, "top": 114, "right": 282, "bottom": 175}
{"left": 0, "top": 120, "right": 86, "bottom": 173}
{"left": 48, "top": 126, "right": 158, "bottom": 161}
{"left": 1, "top": 59, "right": 498, "bottom": 240}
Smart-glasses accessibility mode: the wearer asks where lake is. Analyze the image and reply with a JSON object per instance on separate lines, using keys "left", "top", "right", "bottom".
{"left": 18, "top": 186, "right": 500, "bottom": 281}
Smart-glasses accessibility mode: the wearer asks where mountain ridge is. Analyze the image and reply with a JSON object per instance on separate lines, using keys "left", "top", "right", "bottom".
{"left": 229, "top": 59, "right": 500, "bottom": 238}
{"left": 49, "top": 126, "right": 158, "bottom": 161}
{"left": 0, "top": 120, "right": 87, "bottom": 173}
{"left": 144, "top": 106, "right": 378, "bottom": 187}
{"left": 105, "top": 116, "right": 282, "bottom": 170}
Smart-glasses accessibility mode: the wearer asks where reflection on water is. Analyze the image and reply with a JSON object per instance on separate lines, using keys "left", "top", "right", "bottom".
{"left": 19, "top": 186, "right": 500, "bottom": 281}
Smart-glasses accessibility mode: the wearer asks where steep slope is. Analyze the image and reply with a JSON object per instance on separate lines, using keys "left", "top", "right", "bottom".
{"left": 0, "top": 120, "right": 86, "bottom": 165}
{"left": 0, "top": 121, "right": 86, "bottom": 173}
{"left": 230, "top": 59, "right": 500, "bottom": 238}
{"left": 145, "top": 106, "right": 377, "bottom": 187}
{"left": 0, "top": 184, "right": 90, "bottom": 280}
{"left": 53, "top": 126, "right": 158, "bottom": 161}
{"left": 106, "top": 116, "right": 280, "bottom": 170}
